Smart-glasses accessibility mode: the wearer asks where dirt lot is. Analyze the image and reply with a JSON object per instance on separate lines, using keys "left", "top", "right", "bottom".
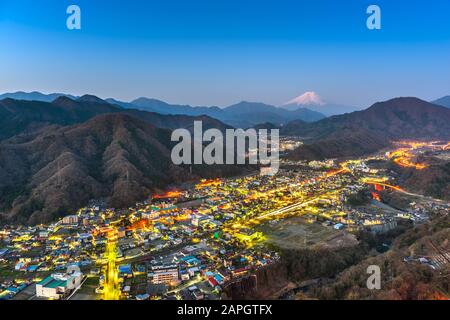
{"left": 260, "top": 217, "right": 358, "bottom": 250}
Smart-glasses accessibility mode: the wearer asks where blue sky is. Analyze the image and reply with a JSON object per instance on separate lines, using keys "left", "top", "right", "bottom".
{"left": 1, "top": 0, "right": 450, "bottom": 108}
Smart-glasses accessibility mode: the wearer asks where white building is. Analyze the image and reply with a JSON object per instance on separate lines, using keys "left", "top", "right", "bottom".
{"left": 148, "top": 264, "right": 179, "bottom": 285}
{"left": 62, "top": 215, "right": 79, "bottom": 225}
{"left": 36, "top": 267, "right": 83, "bottom": 299}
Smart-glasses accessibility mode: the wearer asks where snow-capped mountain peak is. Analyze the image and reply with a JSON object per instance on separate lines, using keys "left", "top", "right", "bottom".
{"left": 284, "top": 91, "right": 325, "bottom": 106}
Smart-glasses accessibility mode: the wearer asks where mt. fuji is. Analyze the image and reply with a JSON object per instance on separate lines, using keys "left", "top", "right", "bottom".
{"left": 281, "top": 92, "right": 359, "bottom": 116}
{"left": 284, "top": 91, "right": 325, "bottom": 107}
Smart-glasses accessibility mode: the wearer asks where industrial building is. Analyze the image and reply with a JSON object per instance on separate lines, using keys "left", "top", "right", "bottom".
{"left": 36, "top": 267, "right": 83, "bottom": 299}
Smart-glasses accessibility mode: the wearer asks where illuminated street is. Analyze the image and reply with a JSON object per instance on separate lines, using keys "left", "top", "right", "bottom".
{"left": 104, "top": 230, "right": 120, "bottom": 300}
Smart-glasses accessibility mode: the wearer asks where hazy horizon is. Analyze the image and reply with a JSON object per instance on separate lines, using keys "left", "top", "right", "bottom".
{"left": 1, "top": 89, "right": 448, "bottom": 112}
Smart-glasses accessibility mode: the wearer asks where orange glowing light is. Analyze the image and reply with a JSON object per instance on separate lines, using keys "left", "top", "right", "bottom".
{"left": 388, "top": 142, "right": 428, "bottom": 170}
{"left": 364, "top": 180, "right": 405, "bottom": 193}
{"left": 371, "top": 192, "right": 381, "bottom": 202}
{"left": 326, "top": 168, "right": 349, "bottom": 177}
{"left": 153, "top": 191, "right": 182, "bottom": 199}
{"left": 196, "top": 178, "right": 222, "bottom": 189}
{"left": 128, "top": 219, "right": 151, "bottom": 231}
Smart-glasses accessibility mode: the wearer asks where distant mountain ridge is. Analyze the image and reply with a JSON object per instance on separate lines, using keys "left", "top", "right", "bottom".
{"left": 128, "top": 98, "right": 326, "bottom": 127}
{"left": 0, "top": 97, "right": 118, "bottom": 140}
{"left": 0, "top": 91, "right": 326, "bottom": 127}
{"left": 0, "top": 91, "right": 77, "bottom": 102}
{"left": 432, "top": 95, "right": 450, "bottom": 108}
{"left": 0, "top": 96, "right": 229, "bottom": 140}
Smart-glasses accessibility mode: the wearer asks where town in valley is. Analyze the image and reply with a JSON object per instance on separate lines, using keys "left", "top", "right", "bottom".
{"left": 1, "top": 140, "right": 448, "bottom": 300}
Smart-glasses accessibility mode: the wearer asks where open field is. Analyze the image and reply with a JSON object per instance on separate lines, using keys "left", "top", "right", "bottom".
{"left": 260, "top": 217, "right": 358, "bottom": 250}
